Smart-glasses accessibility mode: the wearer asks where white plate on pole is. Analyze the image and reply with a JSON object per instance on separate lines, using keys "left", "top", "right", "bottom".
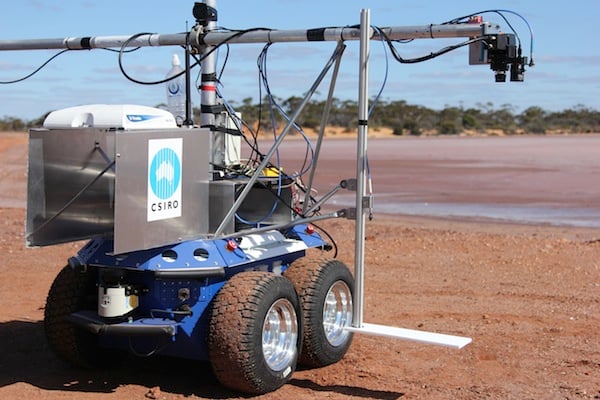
{"left": 346, "top": 323, "right": 472, "bottom": 349}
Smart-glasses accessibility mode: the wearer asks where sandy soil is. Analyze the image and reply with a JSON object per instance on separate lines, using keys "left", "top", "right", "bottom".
{"left": 0, "top": 131, "right": 599, "bottom": 399}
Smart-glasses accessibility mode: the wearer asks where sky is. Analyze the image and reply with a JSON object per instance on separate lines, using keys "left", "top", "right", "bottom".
{"left": 0, "top": 0, "right": 598, "bottom": 121}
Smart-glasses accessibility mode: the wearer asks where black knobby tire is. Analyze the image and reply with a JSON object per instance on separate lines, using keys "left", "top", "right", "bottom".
{"left": 208, "top": 271, "right": 302, "bottom": 394}
{"left": 284, "top": 258, "right": 354, "bottom": 368}
{"left": 44, "top": 265, "right": 126, "bottom": 368}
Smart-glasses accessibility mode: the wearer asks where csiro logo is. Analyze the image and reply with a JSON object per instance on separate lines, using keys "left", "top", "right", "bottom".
{"left": 147, "top": 138, "right": 183, "bottom": 222}
{"left": 149, "top": 147, "right": 181, "bottom": 199}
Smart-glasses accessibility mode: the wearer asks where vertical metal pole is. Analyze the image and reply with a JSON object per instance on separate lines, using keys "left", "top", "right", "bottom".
{"left": 184, "top": 41, "right": 193, "bottom": 126}
{"left": 353, "top": 9, "right": 371, "bottom": 328}
{"left": 200, "top": 0, "right": 218, "bottom": 160}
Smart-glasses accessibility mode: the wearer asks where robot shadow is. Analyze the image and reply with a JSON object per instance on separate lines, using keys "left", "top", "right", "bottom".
{"left": 0, "top": 319, "right": 228, "bottom": 398}
{"left": 0, "top": 319, "right": 404, "bottom": 399}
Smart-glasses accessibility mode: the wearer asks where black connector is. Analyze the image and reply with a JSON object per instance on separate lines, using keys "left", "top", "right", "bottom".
{"left": 193, "top": 2, "right": 217, "bottom": 26}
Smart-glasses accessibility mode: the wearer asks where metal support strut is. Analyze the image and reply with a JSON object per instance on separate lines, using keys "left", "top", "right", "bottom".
{"left": 352, "top": 7, "right": 371, "bottom": 332}
{"left": 346, "top": 9, "right": 471, "bottom": 349}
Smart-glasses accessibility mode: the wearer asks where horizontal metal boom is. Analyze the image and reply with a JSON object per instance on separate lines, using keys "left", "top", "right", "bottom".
{"left": 0, "top": 33, "right": 187, "bottom": 51}
{"left": 194, "top": 23, "right": 490, "bottom": 46}
{"left": 0, "top": 22, "right": 494, "bottom": 52}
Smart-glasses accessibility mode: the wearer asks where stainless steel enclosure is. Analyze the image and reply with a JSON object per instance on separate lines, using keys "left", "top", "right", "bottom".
{"left": 27, "top": 128, "right": 116, "bottom": 247}
{"left": 209, "top": 178, "right": 293, "bottom": 235}
{"left": 26, "top": 127, "right": 212, "bottom": 254}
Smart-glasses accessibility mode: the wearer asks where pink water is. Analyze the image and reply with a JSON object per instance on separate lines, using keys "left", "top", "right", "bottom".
{"left": 268, "top": 134, "right": 600, "bottom": 227}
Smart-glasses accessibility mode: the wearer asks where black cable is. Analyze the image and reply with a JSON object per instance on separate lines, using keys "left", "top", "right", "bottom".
{"left": 214, "top": 92, "right": 266, "bottom": 171}
{"left": 117, "top": 27, "right": 272, "bottom": 86}
{"left": 213, "top": 28, "right": 267, "bottom": 168}
{"left": 441, "top": 9, "right": 535, "bottom": 66}
{"left": 102, "top": 46, "right": 142, "bottom": 54}
{"left": 256, "top": 42, "right": 315, "bottom": 179}
{"left": 217, "top": 43, "right": 230, "bottom": 82}
{"left": 117, "top": 32, "right": 185, "bottom": 85}
{"left": 0, "top": 49, "right": 70, "bottom": 84}
{"left": 250, "top": 178, "right": 338, "bottom": 256}
{"left": 311, "top": 222, "right": 338, "bottom": 258}
{"left": 442, "top": 10, "right": 522, "bottom": 47}
{"left": 0, "top": 43, "right": 142, "bottom": 85}
{"left": 380, "top": 30, "right": 488, "bottom": 64}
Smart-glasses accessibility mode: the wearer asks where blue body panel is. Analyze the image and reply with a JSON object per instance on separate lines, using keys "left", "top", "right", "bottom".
{"left": 73, "top": 224, "right": 326, "bottom": 361}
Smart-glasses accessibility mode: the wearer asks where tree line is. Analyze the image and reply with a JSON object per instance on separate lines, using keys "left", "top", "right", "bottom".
{"left": 2, "top": 98, "right": 598, "bottom": 135}
{"left": 233, "top": 98, "right": 599, "bottom": 136}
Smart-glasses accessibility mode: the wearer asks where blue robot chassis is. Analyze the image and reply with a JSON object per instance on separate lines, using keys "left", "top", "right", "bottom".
{"left": 65, "top": 224, "right": 327, "bottom": 361}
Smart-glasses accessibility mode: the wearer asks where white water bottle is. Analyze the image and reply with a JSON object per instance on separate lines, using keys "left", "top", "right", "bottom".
{"left": 165, "top": 54, "right": 186, "bottom": 126}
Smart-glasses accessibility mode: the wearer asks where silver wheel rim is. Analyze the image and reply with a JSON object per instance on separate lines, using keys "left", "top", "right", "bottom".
{"left": 323, "top": 280, "right": 353, "bottom": 346}
{"left": 262, "top": 298, "right": 298, "bottom": 371}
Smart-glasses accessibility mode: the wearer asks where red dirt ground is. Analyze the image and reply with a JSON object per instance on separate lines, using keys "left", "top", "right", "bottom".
{"left": 0, "top": 131, "right": 598, "bottom": 399}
